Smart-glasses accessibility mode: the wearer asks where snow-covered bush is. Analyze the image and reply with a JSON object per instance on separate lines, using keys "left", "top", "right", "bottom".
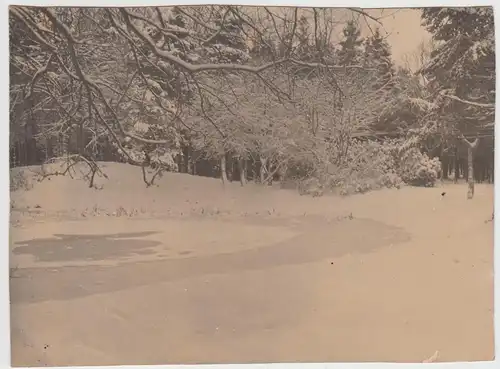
{"left": 326, "top": 140, "right": 403, "bottom": 195}
{"left": 298, "top": 177, "right": 323, "bottom": 197}
{"left": 397, "top": 147, "right": 441, "bottom": 187}
{"left": 10, "top": 169, "right": 31, "bottom": 191}
{"left": 288, "top": 135, "right": 443, "bottom": 197}
{"left": 294, "top": 140, "right": 403, "bottom": 197}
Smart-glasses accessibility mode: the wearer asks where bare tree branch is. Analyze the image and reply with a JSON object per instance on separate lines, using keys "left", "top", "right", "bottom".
{"left": 441, "top": 93, "right": 495, "bottom": 109}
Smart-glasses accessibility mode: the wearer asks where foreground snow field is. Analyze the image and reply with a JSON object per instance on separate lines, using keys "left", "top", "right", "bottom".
{"left": 9, "top": 162, "right": 494, "bottom": 365}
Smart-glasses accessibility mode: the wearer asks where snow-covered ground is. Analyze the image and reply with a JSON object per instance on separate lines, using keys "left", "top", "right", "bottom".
{"left": 9, "top": 162, "right": 494, "bottom": 365}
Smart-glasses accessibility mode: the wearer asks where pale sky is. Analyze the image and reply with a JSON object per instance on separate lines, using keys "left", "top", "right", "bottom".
{"left": 252, "top": 7, "right": 433, "bottom": 67}
{"left": 362, "top": 8, "right": 432, "bottom": 66}
{"left": 326, "top": 8, "right": 432, "bottom": 67}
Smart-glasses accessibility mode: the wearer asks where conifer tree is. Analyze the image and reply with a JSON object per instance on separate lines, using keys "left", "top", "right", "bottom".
{"left": 338, "top": 20, "right": 364, "bottom": 66}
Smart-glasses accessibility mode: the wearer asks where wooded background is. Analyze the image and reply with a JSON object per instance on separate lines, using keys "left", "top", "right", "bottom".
{"left": 9, "top": 6, "right": 495, "bottom": 193}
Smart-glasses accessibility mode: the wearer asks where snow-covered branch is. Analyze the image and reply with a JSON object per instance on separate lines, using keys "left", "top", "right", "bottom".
{"left": 440, "top": 92, "right": 495, "bottom": 109}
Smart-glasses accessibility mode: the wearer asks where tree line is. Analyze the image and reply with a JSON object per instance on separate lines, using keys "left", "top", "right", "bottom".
{"left": 9, "top": 6, "right": 495, "bottom": 196}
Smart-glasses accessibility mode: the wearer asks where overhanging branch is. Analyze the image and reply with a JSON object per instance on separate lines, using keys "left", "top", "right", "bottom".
{"left": 441, "top": 93, "right": 495, "bottom": 109}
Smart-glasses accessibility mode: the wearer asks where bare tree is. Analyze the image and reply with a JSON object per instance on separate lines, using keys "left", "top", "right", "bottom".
{"left": 10, "top": 6, "right": 387, "bottom": 189}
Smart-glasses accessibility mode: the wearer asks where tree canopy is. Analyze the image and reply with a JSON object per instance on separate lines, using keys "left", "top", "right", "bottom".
{"left": 9, "top": 6, "right": 495, "bottom": 194}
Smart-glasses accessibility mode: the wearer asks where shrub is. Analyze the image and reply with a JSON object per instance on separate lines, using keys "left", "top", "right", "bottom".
{"left": 10, "top": 169, "right": 32, "bottom": 191}
{"left": 288, "top": 137, "right": 441, "bottom": 197}
{"left": 397, "top": 147, "right": 441, "bottom": 187}
{"left": 298, "top": 177, "right": 324, "bottom": 197}
{"left": 325, "top": 140, "right": 403, "bottom": 196}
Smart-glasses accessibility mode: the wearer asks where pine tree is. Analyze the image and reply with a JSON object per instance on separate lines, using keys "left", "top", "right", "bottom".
{"left": 363, "top": 28, "right": 396, "bottom": 90}
{"left": 419, "top": 7, "right": 494, "bottom": 141}
{"left": 419, "top": 7, "right": 495, "bottom": 198}
{"left": 420, "top": 7, "right": 494, "bottom": 126}
{"left": 361, "top": 28, "right": 398, "bottom": 132}
{"left": 338, "top": 20, "right": 364, "bottom": 66}
{"left": 205, "top": 9, "right": 250, "bottom": 64}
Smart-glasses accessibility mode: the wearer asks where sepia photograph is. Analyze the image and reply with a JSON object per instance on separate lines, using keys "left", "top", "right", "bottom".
{"left": 8, "top": 4, "right": 495, "bottom": 366}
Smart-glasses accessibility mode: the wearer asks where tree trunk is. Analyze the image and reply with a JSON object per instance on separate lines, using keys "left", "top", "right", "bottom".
{"left": 266, "top": 163, "right": 274, "bottom": 185}
{"left": 238, "top": 158, "right": 247, "bottom": 186}
{"left": 181, "top": 145, "right": 191, "bottom": 174}
{"left": 191, "top": 157, "right": 197, "bottom": 175}
{"left": 220, "top": 154, "right": 228, "bottom": 184}
{"left": 227, "top": 157, "right": 233, "bottom": 182}
{"left": 250, "top": 158, "right": 257, "bottom": 182}
{"left": 187, "top": 155, "right": 192, "bottom": 174}
{"left": 176, "top": 154, "right": 182, "bottom": 172}
{"left": 467, "top": 146, "right": 474, "bottom": 198}
{"left": 441, "top": 156, "right": 448, "bottom": 179}
{"left": 454, "top": 147, "right": 459, "bottom": 183}
{"left": 77, "top": 123, "right": 84, "bottom": 156}
{"left": 477, "top": 159, "right": 483, "bottom": 183}
{"left": 440, "top": 145, "right": 447, "bottom": 180}
{"left": 462, "top": 137, "right": 480, "bottom": 200}
{"left": 462, "top": 157, "right": 466, "bottom": 183}
{"left": 278, "top": 162, "right": 288, "bottom": 183}
{"left": 260, "top": 157, "right": 267, "bottom": 184}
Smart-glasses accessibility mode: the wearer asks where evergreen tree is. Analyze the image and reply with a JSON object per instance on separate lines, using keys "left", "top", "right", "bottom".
{"left": 363, "top": 28, "right": 396, "bottom": 90}
{"left": 360, "top": 28, "right": 398, "bottom": 132}
{"left": 205, "top": 8, "right": 250, "bottom": 64}
{"left": 419, "top": 7, "right": 495, "bottom": 197}
{"left": 338, "top": 20, "right": 364, "bottom": 66}
{"left": 420, "top": 7, "right": 495, "bottom": 129}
